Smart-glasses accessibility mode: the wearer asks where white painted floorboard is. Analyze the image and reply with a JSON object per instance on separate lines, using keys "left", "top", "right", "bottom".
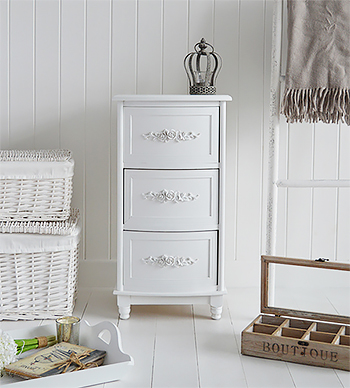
{"left": 1, "top": 287, "right": 349, "bottom": 388}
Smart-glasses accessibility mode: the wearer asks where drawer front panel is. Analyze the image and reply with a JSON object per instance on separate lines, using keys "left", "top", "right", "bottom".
{"left": 123, "top": 107, "right": 219, "bottom": 168}
{"left": 123, "top": 231, "right": 218, "bottom": 293}
{"left": 124, "top": 169, "right": 218, "bottom": 231}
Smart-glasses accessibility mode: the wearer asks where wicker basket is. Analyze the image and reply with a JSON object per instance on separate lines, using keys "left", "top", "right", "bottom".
{"left": 0, "top": 208, "right": 79, "bottom": 235}
{"left": 0, "top": 226, "right": 80, "bottom": 320}
{"left": 0, "top": 150, "right": 74, "bottom": 221}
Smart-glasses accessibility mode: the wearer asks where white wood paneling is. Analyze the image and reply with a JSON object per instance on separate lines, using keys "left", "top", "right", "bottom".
{"left": 314, "top": 122, "right": 339, "bottom": 180}
{"left": 286, "top": 188, "right": 313, "bottom": 258}
{"left": 35, "top": 0, "right": 60, "bottom": 149}
{"left": 339, "top": 123, "right": 350, "bottom": 179}
{"left": 312, "top": 188, "right": 338, "bottom": 260}
{"left": 8, "top": 0, "right": 35, "bottom": 149}
{"left": 152, "top": 306, "right": 199, "bottom": 388}
{"left": 0, "top": 0, "right": 9, "bottom": 149}
{"left": 188, "top": 0, "right": 214, "bottom": 48}
{"left": 163, "top": 0, "right": 188, "bottom": 94}
{"left": 214, "top": 0, "right": 239, "bottom": 284}
{"left": 85, "top": 0, "right": 111, "bottom": 261}
{"left": 137, "top": 0, "right": 163, "bottom": 94}
{"left": 337, "top": 188, "right": 350, "bottom": 261}
{"left": 288, "top": 122, "right": 314, "bottom": 180}
{"left": 112, "top": 0, "right": 137, "bottom": 95}
{"left": 60, "top": 0, "right": 86, "bottom": 236}
{"left": 235, "top": 0, "right": 265, "bottom": 286}
{"left": 194, "top": 302, "right": 248, "bottom": 388}
{"left": 1, "top": 0, "right": 349, "bottom": 289}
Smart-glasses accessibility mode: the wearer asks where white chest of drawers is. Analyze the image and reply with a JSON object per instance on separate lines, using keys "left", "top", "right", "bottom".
{"left": 112, "top": 95, "right": 232, "bottom": 320}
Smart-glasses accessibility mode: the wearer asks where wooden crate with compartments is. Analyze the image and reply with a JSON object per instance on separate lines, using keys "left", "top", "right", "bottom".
{"left": 241, "top": 255, "right": 350, "bottom": 371}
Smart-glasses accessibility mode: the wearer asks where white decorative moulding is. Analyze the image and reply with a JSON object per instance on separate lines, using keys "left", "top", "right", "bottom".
{"left": 142, "top": 129, "right": 200, "bottom": 142}
{"left": 142, "top": 189, "right": 199, "bottom": 203}
{"left": 142, "top": 255, "right": 198, "bottom": 268}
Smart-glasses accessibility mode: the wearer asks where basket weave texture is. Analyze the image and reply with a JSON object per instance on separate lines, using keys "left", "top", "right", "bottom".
{"left": 0, "top": 245, "right": 79, "bottom": 320}
{"left": 0, "top": 208, "right": 79, "bottom": 235}
{"left": 0, "top": 150, "right": 73, "bottom": 221}
{"left": 0, "top": 150, "right": 79, "bottom": 320}
{"left": 0, "top": 149, "right": 72, "bottom": 162}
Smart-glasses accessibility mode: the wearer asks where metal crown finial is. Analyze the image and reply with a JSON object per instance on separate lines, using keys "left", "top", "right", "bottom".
{"left": 184, "top": 38, "right": 222, "bottom": 95}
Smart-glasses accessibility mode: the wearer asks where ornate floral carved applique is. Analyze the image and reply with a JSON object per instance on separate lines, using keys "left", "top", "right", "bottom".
{"left": 142, "top": 255, "right": 198, "bottom": 268}
{"left": 142, "top": 129, "right": 200, "bottom": 142}
{"left": 142, "top": 189, "right": 199, "bottom": 203}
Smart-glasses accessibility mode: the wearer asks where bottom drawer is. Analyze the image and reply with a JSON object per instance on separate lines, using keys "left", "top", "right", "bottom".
{"left": 123, "top": 231, "right": 218, "bottom": 293}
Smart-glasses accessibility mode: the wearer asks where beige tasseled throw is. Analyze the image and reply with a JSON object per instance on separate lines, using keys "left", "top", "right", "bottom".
{"left": 281, "top": 0, "right": 350, "bottom": 125}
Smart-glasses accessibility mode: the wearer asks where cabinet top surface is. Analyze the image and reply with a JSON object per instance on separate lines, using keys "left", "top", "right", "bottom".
{"left": 112, "top": 94, "right": 232, "bottom": 102}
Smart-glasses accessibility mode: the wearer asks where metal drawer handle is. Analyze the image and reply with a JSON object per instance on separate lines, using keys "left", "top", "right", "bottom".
{"left": 143, "top": 189, "right": 199, "bottom": 203}
{"left": 142, "top": 255, "right": 198, "bottom": 268}
{"left": 142, "top": 129, "right": 200, "bottom": 143}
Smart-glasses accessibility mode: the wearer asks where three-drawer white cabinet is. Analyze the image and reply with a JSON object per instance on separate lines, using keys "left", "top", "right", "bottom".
{"left": 112, "top": 95, "right": 232, "bottom": 319}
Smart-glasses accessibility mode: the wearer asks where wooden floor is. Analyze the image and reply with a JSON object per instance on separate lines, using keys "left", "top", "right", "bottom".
{"left": 1, "top": 287, "right": 349, "bottom": 388}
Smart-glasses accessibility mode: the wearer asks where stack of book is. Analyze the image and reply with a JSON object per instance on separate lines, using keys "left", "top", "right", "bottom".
{"left": 5, "top": 342, "right": 106, "bottom": 379}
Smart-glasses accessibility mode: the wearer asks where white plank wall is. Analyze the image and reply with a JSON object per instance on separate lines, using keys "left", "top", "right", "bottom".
{"left": 0, "top": 0, "right": 349, "bottom": 290}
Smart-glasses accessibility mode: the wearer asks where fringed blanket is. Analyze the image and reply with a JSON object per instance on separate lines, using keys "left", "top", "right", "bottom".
{"left": 281, "top": 0, "right": 350, "bottom": 125}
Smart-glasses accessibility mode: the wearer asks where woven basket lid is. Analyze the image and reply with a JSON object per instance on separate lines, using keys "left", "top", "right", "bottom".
{"left": 0, "top": 209, "right": 79, "bottom": 236}
{"left": 0, "top": 149, "right": 72, "bottom": 162}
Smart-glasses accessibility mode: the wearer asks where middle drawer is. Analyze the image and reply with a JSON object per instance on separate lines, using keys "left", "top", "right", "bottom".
{"left": 124, "top": 169, "right": 218, "bottom": 231}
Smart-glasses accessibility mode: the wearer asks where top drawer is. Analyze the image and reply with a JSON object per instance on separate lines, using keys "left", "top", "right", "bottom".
{"left": 123, "top": 107, "right": 219, "bottom": 168}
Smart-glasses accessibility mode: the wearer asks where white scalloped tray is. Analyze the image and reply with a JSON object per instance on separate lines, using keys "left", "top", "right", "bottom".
{"left": 1, "top": 320, "right": 133, "bottom": 387}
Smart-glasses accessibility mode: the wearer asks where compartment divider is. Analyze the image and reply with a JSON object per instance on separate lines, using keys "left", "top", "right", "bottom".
{"left": 279, "top": 319, "right": 290, "bottom": 328}
{"left": 301, "top": 321, "right": 316, "bottom": 340}
{"left": 270, "top": 318, "right": 288, "bottom": 337}
{"left": 331, "top": 326, "right": 346, "bottom": 345}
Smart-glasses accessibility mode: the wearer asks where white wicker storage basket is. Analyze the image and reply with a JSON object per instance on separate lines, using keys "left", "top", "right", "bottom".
{"left": 0, "top": 226, "right": 80, "bottom": 320}
{"left": 0, "top": 150, "right": 74, "bottom": 221}
{"left": 0, "top": 208, "right": 79, "bottom": 235}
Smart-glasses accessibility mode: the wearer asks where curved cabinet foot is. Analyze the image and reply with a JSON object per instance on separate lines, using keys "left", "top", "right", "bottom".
{"left": 210, "top": 305, "right": 223, "bottom": 320}
{"left": 117, "top": 295, "right": 131, "bottom": 319}
{"left": 210, "top": 295, "right": 223, "bottom": 320}
{"left": 119, "top": 306, "right": 131, "bottom": 320}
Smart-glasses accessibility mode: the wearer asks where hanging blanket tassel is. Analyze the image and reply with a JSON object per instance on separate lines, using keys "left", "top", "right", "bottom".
{"left": 281, "top": 0, "right": 350, "bottom": 126}
{"left": 281, "top": 87, "right": 350, "bottom": 125}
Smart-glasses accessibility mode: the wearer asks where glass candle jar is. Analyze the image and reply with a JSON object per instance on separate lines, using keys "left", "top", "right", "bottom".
{"left": 56, "top": 316, "right": 80, "bottom": 345}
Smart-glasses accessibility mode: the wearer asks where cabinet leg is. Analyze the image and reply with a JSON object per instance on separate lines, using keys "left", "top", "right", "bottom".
{"left": 210, "top": 295, "right": 223, "bottom": 320}
{"left": 117, "top": 296, "right": 131, "bottom": 320}
{"left": 119, "top": 306, "right": 131, "bottom": 320}
{"left": 210, "top": 305, "right": 223, "bottom": 320}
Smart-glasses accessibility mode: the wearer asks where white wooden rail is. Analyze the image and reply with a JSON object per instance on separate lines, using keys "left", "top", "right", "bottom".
{"left": 266, "top": 0, "right": 283, "bottom": 257}
{"left": 266, "top": 0, "right": 349, "bottom": 258}
{"left": 265, "top": 0, "right": 350, "bottom": 304}
{"left": 277, "top": 180, "right": 350, "bottom": 188}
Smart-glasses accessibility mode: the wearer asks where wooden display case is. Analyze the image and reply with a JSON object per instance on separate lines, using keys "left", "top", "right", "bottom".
{"left": 241, "top": 256, "right": 350, "bottom": 371}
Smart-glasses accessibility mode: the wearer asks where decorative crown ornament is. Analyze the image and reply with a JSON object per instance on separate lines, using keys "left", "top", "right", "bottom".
{"left": 184, "top": 38, "right": 222, "bottom": 95}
